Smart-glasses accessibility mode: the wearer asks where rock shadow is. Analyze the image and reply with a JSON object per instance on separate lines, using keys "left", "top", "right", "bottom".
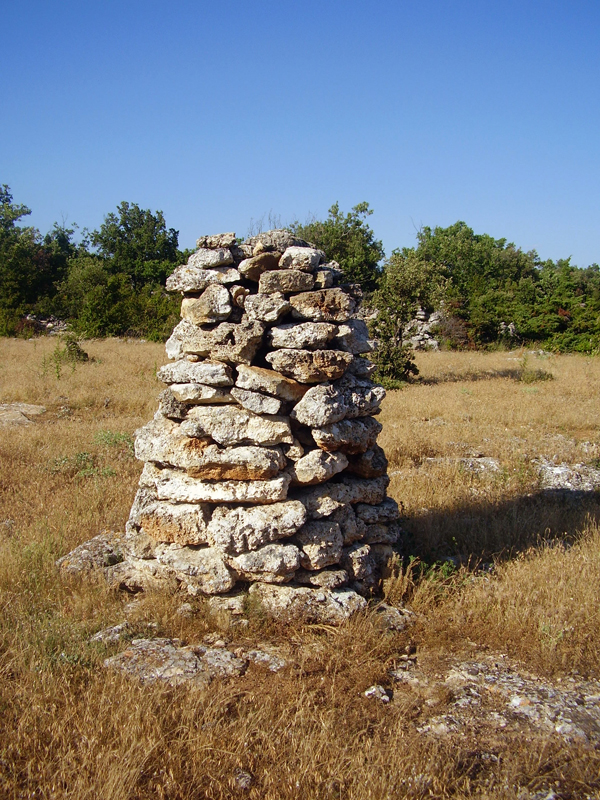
{"left": 399, "top": 488, "right": 600, "bottom": 564}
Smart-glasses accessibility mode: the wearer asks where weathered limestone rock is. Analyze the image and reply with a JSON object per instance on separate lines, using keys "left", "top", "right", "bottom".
{"left": 166, "top": 318, "right": 265, "bottom": 365}
{"left": 230, "top": 285, "right": 250, "bottom": 308}
{"left": 157, "top": 359, "right": 233, "bottom": 386}
{"left": 56, "top": 531, "right": 123, "bottom": 573}
{"left": 154, "top": 544, "right": 237, "bottom": 593}
{"left": 346, "top": 445, "right": 388, "bottom": 478}
{"left": 104, "top": 638, "right": 247, "bottom": 686}
{"left": 292, "top": 475, "right": 390, "bottom": 519}
{"left": 248, "top": 583, "right": 367, "bottom": 624}
{"left": 169, "top": 384, "right": 234, "bottom": 404}
{"left": 236, "top": 365, "right": 307, "bottom": 402}
{"left": 314, "top": 270, "right": 334, "bottom": 289}
{"left": 333, "top": 319, "right": 373, "bottom": 354}
{"left": 341, "top": 543, "right": 374, "bottom": 581}
{"left": 227, "top": 543, "right": 301, "bottom": 583}
{"left": 230, "top": 387, "right": 284, "bottom": 416}
{"left": 295, "top": 519, "right": 344, "bottom": 570}
{"left": 166, "top": 266, "right": 240, "bottom": 293}
{"left": 258, "top": 270, "right": 315, "bottom": 294}
{"left": 288, "top": 449, "right": 348, "bottom": 485}
{"left": 138, "top": 501, "right": 211, "bottom": 545}
{"left": 265, "top": 349, "right": 353, "bottom": 384}
{"left": 188, "top": 248, "right": 234, "bottom": 269}
{"left": 245, "top": 230, "right": 310, "bottom": 253}
{"left": 0, "top": 403, "right": 46, "bottom": 427}
{"left": 244, "top": 292, "right": 291, "bottom": 323}
{"left": 290, "top": 288, "right": 356, "bottom": 322}
{"left": 331, "top": 505, "right": 368, "bottom": 545}
{"left": 291, "top": 375, "right": 386, "bottom": 427}
{"left": 294, "top": 568, "right": 348, "bottom": 589}
{"left": 180, "top": 285, "right": 232, "bottom": 325}
{"left": 155, "top": 468, "right": 291, "bottom": 504}
{"left": 355, "top": 497, "right": 401, "bottom": 525}
{"left": 267, "top": 322, "right": 337, "bottom": 351}
{"left": 363, "top": 521, "right": 403, "bottom": 545}
{"left": 279, "top": 246, "right": 322, "bottom": 272}
{"left": 238, "top": 252, "right": 281, "bottom": 281}
{"left": 181, "top": 405, "right": 294, "bottom": 446}
{"left": 207, "top": 501, "right": 307, "bottom": 555}
{"left": 158, "top": 389, "right": 188, "bottom": 420}
{"left": 311, "top": 416, "right": 382, "bottom": 454}
{"left": 196, "top": 232, "right": 237, "bottom": 249}
{"left": 347, "top": 357, "right": 377, "bottom": 379}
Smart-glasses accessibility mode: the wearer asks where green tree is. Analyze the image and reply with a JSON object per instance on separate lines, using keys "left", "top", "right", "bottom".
{"left": 369, "top": 249, "right": 448, "bottom": 384}
{"left": 92, "top": 201, "right": 180, "bottom": 288}
{"left": 290, "top": 202, "right": 385, "bottom": 292}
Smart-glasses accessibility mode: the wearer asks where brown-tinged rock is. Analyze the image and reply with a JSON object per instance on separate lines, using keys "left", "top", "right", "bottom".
{"left": 265, "top": 348, "right": 353, "bottom": 384}
{"left": 289, "top": 288, "right": 356, "bottom": 322}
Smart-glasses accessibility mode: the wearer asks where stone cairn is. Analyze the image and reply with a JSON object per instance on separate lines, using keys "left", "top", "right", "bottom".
{"left": 123, "top": 229, "right": 402, "bottom": 623}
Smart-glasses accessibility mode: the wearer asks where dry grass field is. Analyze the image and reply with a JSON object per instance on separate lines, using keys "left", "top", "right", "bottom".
{"left": 1, "top": 338, "right": 600, "bottom": 799}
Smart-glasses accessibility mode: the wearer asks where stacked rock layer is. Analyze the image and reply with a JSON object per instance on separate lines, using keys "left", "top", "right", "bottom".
{"left": 124, "top": 230, "right": 402, "bottom": 619}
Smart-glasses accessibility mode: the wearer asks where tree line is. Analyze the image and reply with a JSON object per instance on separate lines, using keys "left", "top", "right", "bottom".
{"left": 1, "top": 185, "right": 599, "bottom": 382}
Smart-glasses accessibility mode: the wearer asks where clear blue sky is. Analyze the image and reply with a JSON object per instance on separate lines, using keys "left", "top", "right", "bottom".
{"left": 2, "top": 0, "right": 599, "bottom": 266}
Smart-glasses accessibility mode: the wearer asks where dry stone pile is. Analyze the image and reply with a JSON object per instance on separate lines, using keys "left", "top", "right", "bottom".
{"left": 123, "top": 229, "right": 402, "bottom": 622}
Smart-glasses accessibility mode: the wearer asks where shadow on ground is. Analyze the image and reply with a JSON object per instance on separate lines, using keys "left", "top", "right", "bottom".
{"left": 416, "top": 367, "right": 523, "bottom": 385}
{"left": 400, "top": 488, "right": 600, "bottom": 564}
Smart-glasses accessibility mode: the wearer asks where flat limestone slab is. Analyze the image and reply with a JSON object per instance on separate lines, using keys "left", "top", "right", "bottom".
{"left": 0, "top": 403, "right": 46, "bottom": 426}
{"left": 155, "top": 469, "right": 291, "bottom": 504}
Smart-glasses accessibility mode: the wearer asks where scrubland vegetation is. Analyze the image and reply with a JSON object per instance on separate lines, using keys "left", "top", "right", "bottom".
{"left": 1, "top": 340, "right": 599, "bottom": 798}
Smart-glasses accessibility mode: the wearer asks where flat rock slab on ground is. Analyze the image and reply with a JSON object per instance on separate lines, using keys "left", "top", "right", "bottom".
{"left": 103, "top": 637, "right": 287, "bottom": 686}
{"left": 396, "top": 655, "right": 600, "bottom": 746}
{"left": 0, "top": 403, "right": 46, "bottom": 426}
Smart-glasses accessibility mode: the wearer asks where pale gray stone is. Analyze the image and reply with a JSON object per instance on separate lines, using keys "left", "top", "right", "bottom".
{"left": 347, "top": 357, "right": 377, "bottom": 379}
{"left": 230, "top": 387, "right": 284, "bottom": 415}
{"left": 181, "top": 405, "right": 294, "bottom": 446}
{"left": 289, "top": 449, "right": 348, "bottom": 486}
{"left": 238, "top": 252, "right": 281, "bottom": 281}
{"left": 155, "top": 468, "right": 291, "bottom": 504}
{"left": 267, "top": 322, "right": 337, "bottom": 351}
{"left": 138, "top": 500, "right": 211, "bottom": 545}
{"left": 331, "top": 505, "right": 368, "bottom": 545}
{"left": 169, "top": 384, "right": 234, "bottom": 404}
{"left": 346, "top": 445, "right": 388, "bottom": 478}
{"left": 265, "top": 349, "right": 353, "bottom": 384}
{"left": 363, "top": 521, "right": 403, "bottom": 545}
{"left": 0, "top": 403, "right": 46, "bottom": 427}
{"left": 279, "top": 246, "right": 322, "bottom": 272}
{"left": 292, "top": 475, "right": 390, "bottom": 519}
{"left": 333, "top": 319, "right": 373, "bottom": 354}
{"left": 290, "top": 384, "right": 348, "bottom": 427}
{"left": 311, "top": 416, "right": 382, "bottom": 454}
{"left": 230, "top": 285, "right": 249, "bottom": 308}
{"left": 158, "top": 389, "right": 188, "bottom": 420}
{"left": 187, "top": 248, "right": 234, "bottom": 269}
{"left": 295, "top": 519, "right": 343, "bottom": 570}
{"left": 104, "top": 638, "right": 246, "bottom": 686}
{"left": 196, "top": 233, "right": 236, "bottom": 249}
{"left": 294, "top": 568, "right": 348, "bottom": 589}
{"left": 248, "top": 583, "right": 367, "bottom": 624}
{"left": 55, "top": 532, "right": 124, "bottom": 573}
{"left": 227, "top": 543, "right": 300, "bottom": 583}
{"left": 180, "top": 285, "right": 232, "bottom": 325}
{"left": 207, "top": 500, "right": 307, "bottom": 555}
{"left": 235, "top": 365, "right": 307, "bottom": 402}
{"left": 157, "top": 359, "right": 233, "bottom": 387}
{"left": 289, "top": 288, "right": 356, "bottom": 322}
{"left": 341, "top": 544, "right": 374, "bottom": 580}
{"left": 313, "top": 269, "right": 334, "bottom": 289}
{"left": 259, "top": 270, "right": 315, "bottom": 294}
{"left": 282, "top": 438, "right": 304, "bottom": 461}
{"left": 165, "top": 318, "right": 265, "bottom": 366}
{"left": 355, "top": 497, "right": 401, "bottom": 525}
{"left": 333, "top": 374, "right": 387, "bottom": 420}
{"left": 245, "top": 230, "right": 311, "bottom": 254}
{"left": 166, "top": 266, "right": 240, "bottom": 293}
{"left": 244, "top": 292, "right": 291, "bottom": 323}
{"left": 154, "top": 544, "right": 237, "bottom": 593}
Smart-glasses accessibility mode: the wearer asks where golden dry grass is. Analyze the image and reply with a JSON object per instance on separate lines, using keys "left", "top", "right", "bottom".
{"left": 1, "top": 339, "right": 599, "bottom": 799}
